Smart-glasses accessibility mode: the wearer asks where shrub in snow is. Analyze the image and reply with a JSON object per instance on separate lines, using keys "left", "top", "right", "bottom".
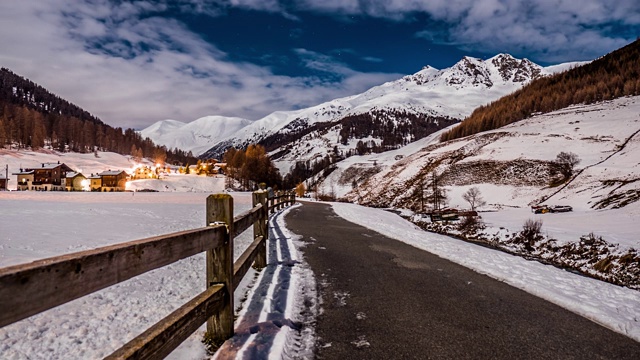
{"left": 515, "top": 219, "right": 544, "bottom": 251}
{"left": 456, "top": 215, "right": 485, "bottom": 236}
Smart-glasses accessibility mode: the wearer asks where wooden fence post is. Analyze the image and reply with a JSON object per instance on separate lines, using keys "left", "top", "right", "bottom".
{"left": 205, "top": 194, "right": 234, "bottom": 344}
{"left": 261, "top": 192, "right": 269, "bottom": 243}
{"left": 269, "top": 196, "right": 274, "bottom": 214}
{"left": 252, "top": 190, "right": 268, "bottom": 269}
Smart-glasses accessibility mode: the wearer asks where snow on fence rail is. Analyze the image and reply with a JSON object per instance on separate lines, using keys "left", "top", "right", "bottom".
{"left": 0, "top": 190, "right": 296, "bottom": 359}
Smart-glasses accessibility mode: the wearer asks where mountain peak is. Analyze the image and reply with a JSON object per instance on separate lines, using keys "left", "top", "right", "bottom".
{"left": 445, "top": 56, "right": 494, "bottom": 87}
{"left": 489, "top": 53, "right": 542, "bottom": 83}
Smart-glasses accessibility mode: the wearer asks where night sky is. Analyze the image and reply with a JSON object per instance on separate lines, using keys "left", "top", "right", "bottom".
{"left": 174, "top": 9, "right": 477, "bottom": 76}
{"left": 1, "top": 1, "right": 638, "bottom": 129}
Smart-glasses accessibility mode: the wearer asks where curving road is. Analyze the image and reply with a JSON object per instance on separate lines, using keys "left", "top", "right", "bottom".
{"left": 285, "top": 201, "right": 640, "bottom": 359}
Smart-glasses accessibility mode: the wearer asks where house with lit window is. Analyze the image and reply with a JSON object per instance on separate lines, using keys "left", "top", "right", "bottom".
{"left": 13, "top": 169, "right": 34, "bottom": 191}
{"left": 65, "top": 172, "right": 87, "bottom": 191}
{"left": 14, "top": 162, "right": 73, "bottom": 191}
{"left": 98, "top": 170, "right": 128, "bottom": 192}
{"left": 88, "top": 173, "right": 102, "bottom": 191}
{"left": 130, "top": 166, "right": 158, "bottom": 180}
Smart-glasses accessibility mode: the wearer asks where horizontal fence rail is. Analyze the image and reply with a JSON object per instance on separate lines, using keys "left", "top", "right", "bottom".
{"left": 0, "top": 225, "right": 227, "bottom": 328}
{"left": 233, "top": 235, "right": 265, "bottom": 287}
{"left": 0, "top": 189, "right": 296, "bottom": 360}
{"left": 106, "top": 284, "right": 227, "bottom": 360}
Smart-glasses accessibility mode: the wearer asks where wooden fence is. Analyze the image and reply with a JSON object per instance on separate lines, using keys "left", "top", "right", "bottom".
{"left": 0, "top": 190, "right": 296, "bottom": 359}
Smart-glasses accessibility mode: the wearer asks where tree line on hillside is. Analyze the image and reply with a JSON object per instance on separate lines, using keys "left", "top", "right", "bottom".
{"left": 338, "top": 110, "right": 457, "bottom": 150}
{"left": 257, "top": 109, "right": 458, "bottom": 187}
{"left": 0, "top": 67, "right": 196, "bottom": 165}
{"left": 223, "top": 145, "right": 282, "bottom": 190}
{"left": 259, "top": 118, "right": 338, "bottom": 154}
{"left": 441, "top": 38, "right": 640, "bottom": 142}
{"left": 259, "top": 110, "right": 458, "bottom": 159}
{"left": 283, "top": 149, "right": 342, "bottom": 189}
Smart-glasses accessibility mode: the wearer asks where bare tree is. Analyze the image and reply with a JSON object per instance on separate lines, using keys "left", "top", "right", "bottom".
{"left": 462, "top": 187, "right": 486, "bottom": 211}
{"left": 555, "top": 151, "right": 581, "bottom": 177}
{"left": 426, "top": 172, "right": 447, "bottom": 211}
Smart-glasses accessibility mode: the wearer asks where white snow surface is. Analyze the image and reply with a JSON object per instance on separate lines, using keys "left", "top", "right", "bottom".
{"left": 0, "top": 188, "right": 258, "bottom": 359}
{"left": 1, "top": 146, "right": 639, "bottom": 358}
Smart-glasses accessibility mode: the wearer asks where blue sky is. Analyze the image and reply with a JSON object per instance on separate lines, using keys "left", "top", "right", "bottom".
{"left": 0, "top": 0, "right": 638, "bottom": 129}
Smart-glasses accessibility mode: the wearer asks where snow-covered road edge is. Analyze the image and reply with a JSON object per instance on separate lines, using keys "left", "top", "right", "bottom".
{"left": 331, "top": 202, "right": 640, "bottom": 342}
{"left": 214, "top": 204, "right": 318, "bottom": 359}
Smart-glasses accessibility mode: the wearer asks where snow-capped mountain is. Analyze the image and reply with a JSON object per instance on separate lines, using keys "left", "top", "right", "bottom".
{"left": 142, "top": 54, "right": 582, "bottom": 169}
{"left": 139, "top": 115, "right": 251, "bottom": 156}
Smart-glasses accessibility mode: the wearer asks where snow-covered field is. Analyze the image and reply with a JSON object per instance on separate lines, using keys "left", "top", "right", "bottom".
{"left": 0, "top": 180, "right": 256, "bottom": 359}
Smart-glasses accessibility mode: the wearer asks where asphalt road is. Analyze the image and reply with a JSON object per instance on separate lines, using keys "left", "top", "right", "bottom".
{"left": 285, "top": 201, "right": 640, "bottom": 360}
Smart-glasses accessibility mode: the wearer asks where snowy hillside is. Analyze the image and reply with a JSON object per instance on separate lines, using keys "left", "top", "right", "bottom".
{"left": 313, "top": 96, "right": 640, "bottom": 252}
{"left": 142, "top": 54, "right": 582, "bottom": 164}
{"left": 336, "top": 96, "right": 640, "bottom": 212}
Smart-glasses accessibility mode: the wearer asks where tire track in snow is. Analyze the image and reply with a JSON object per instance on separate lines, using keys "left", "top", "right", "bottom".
{"left": 215, "top": 206, "right": 302, "bottom": 360}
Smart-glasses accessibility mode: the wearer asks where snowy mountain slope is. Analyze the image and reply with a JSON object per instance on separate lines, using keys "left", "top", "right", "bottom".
{"left": 142, "top": 54, "right": 583, "bottom": 163}
{"left": 227, "top": 54, "right": 581, "bottom": 145}
{"left": 229, "top": 55, "right": 584, "bottom": 175}
{"left": 139, "top": 115, "right": 251, "bottom": 156}
{"left": 320, "top": 96, "right": 640, "bottom": 217}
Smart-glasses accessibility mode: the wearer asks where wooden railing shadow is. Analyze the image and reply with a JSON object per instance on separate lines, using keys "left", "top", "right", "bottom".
{"left": 0, "top": 190, "right": 296, "bottom": 359}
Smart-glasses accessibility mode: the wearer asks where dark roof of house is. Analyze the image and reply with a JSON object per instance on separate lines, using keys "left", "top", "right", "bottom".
{"left": 25, "top": 162, "right": 74, "bottom": 172}
{"left": 12, "top": 170, "right": 34, "bottom": 175}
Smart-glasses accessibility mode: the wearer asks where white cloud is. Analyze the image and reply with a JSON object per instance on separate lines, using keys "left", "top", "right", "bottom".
{"left": 293, "top": 48, "right": 356, "bottom": 76}
{"left": 3, "top": 0, "right": 637, "bottom": 130}
{"left": 0, "top": 0, "right": 398, "bottom": 129}
{"left": 298, "top": 0, "right": 640, "bottom": 62}
{"left": 362, "top": 56, "right": 383, "bottom": 63}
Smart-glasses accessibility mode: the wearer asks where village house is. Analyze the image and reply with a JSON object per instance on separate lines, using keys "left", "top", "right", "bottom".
{"left": 14, "top": 162, "right": 73, "bottom": 191}
{"left": 13, "top": 169, "right": 34, "bottom": 191}
{"left": 213, "top": 163, "right": 226, "bottom": 175}
{"left": 65, "top": 172, "right": 87, "bottom": 191}
{"left": 88, "top": 173, "right": 102, "bottom": 191}
{"left": 188, "top": 164, "right": 199, "bottom": 175}
{"left": 97, "top": 170, "right": 128, "bottom": 192}
{"left": 130, "top": 166, "right": 158, "bottom": 180}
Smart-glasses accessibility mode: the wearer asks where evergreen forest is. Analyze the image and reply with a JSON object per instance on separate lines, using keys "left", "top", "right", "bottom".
{"left": 0, "top": 68, "right": 197, "bottom": 165}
